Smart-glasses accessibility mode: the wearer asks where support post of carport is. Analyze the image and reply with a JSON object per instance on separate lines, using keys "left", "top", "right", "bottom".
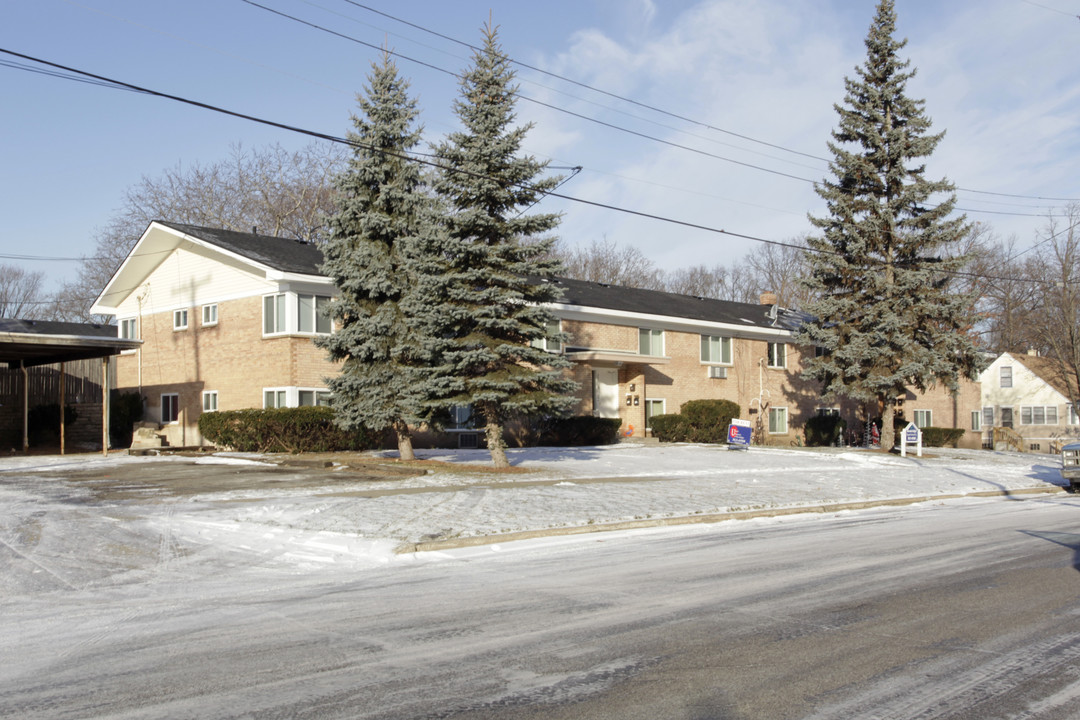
{"left": 60, "top": 361, "right": 66, "bottom": 455}
{"left": 102, "top": 356, "right": 109, "bottom": 457}
{"left": 21, "top": 360, "right": 28, "bottom": 453}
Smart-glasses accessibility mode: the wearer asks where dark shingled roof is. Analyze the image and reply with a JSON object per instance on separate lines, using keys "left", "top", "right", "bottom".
{"left": 159, "top": 222, "right": 325, "bottom": 275}
{"left": 548, "top": 277, "right": 804, "bottom": 331}
{"left": 0, "top": 318, "right": 139, "bottom": 368}
{"left": 0, "top": 318, "right": 117, "bottom": 338}
{"left": 156, "top": 223, "right": 803, "bottom": 332}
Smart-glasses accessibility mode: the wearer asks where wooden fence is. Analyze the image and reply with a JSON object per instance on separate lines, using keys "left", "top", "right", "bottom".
{"left": 0, "top": 358, "right": 115, "bottom": 404}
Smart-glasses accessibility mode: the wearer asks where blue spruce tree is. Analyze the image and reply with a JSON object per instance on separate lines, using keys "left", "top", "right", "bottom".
{"left": 426, "top": 23, "right": 577, "bottom": 468}
{"left": 798, "top": 0, "right": 983, "bottom": 449}
{"left": 317, "top": 54, "right": 438, "bottom": 460}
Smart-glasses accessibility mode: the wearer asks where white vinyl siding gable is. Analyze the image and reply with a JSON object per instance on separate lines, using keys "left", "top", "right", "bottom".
{"left": 110, "top": 244, "right": 281, "bottom": 318}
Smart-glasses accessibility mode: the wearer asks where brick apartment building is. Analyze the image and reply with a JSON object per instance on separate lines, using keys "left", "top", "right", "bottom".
{"left": 91, "top": 221, "right": 982, "bottom": 449}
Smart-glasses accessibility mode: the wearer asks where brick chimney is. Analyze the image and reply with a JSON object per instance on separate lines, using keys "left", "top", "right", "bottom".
{"left": 759, "top": 291, "right": 778, "bottom": 306}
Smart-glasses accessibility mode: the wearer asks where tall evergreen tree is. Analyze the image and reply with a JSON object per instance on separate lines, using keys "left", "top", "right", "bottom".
{"left": 798, "top": 0, "right": 983, "bottom": 450}
{"left": 426, "top": 22, "right": 577, "bottom": 468}
{"left": 317, "top": 54, "right": 435, "bottom": 460}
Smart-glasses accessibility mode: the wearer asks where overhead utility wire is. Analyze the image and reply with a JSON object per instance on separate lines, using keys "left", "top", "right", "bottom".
{"left": 240, "top": 1, "right": 1061, "bottom": 218}
{"left": 240, "top": 0, "right": 813, "bottom": 184}
{"left": 1, "top": 48, "right": 1073, "bottom": 288}
{"left": 338, "top": 0, "right": 1080, "bottom": 205}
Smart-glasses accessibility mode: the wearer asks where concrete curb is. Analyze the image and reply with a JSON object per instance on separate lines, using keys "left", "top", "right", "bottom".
{"left": 396, "top": 485, "right": 1065, "bottom": 554}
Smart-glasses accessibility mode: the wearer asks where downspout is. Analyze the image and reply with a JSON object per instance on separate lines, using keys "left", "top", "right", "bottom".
{"left": 136, "top": 285, "right": 148, "bottom": 395}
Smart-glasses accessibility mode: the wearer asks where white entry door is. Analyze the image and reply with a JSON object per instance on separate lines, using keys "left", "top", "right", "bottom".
{"left": 592, "top": 368, "right": 620, "bottom": 418}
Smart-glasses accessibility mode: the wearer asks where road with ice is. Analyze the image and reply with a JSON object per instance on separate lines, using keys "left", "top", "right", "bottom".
{"left": 2, "top": 446, "right": 1079, "bottom": 718}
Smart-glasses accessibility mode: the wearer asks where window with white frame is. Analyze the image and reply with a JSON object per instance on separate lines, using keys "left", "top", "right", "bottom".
{"left": 263, "top": 293, "right": 286, "bottom": 335}
{"left": 768, "top": 406, "right": 788, "bottom": 434}
{"left": 531, "top": 319, "right": 562, "bottom": 352}
{"left": 298, "top": 389, "right": 332, "bottom": 407}
{"left": 161, "top": 393, "right": 179, "bottom": 423}
{"left": 644, "top": 399, "right": 665, "bottom": 430}
{"left": 119, "top": 317, "right": 138, "bottom": 340}
{"left": 767, "top": 342, "right": 786, "bottom": 369}
{"left": 1000, "top": 366, "right": 1012, "bottom": 388}
{"left": 202, "top": 391, "right": 218, "bottom": 412}
{"left": 913, "top": 410, "right": 932, "bottom": 428}
{"left": 448, "top": 405, "right": 474, "bottom": 430}
{"left": 639, "top": 328, "right": 663, "bottom": 356}
{"left": 1020, "top": 406, "right": 1059, "bottom": 425}
{"left": 173, "top": 309, "right": 188, "bottom": 330}
{"left": 701, "top": 335, "right": 732, "bottom": 364}
{"left": 816, "top": 407, "right": 840, "bottom": 417}
{"left": 297, "top": 294, "right": 332, "bottom": 334}
{"left": 1069, "top": 404, "right": 1078, "bottom": 425}
{"left": 982, "top": 407, "right": 994, "bottom": 429}
{"left": 971, "top": 411, "right": 981, "bottom": 431}
{"left": 264, "top": 389, "right": 287, "bottom": 409}
{"left": 202, "top": 304, "right": 218, "bottom": 326}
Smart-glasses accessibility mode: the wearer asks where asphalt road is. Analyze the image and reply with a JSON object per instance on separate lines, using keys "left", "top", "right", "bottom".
{"left": 2, "top": 474, "right": 1079, "bottom": 718}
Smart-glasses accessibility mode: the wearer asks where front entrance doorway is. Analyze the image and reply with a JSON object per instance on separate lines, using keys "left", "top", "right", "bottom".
{"left": 592, "top": 368, "right": 620, "bottom": 419}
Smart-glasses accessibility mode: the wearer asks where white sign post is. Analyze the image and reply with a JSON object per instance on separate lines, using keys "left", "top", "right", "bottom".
{"left": 901, "top": 421, "right": 922, "bottom": 458}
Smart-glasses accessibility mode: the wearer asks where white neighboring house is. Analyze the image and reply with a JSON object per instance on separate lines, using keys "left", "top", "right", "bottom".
{"left": 979, "top": 351, "right": 1079, "bottom": 453}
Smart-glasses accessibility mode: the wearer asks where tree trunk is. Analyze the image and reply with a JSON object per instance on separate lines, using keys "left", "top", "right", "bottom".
{"left": 485, "top": 420, "right": 509, "bottom": 469}
{"left": 394, "top": 421, "right": 415, "bottom": 461}
{"left": 881, "top": 398, "right": 895, "bottom": 451}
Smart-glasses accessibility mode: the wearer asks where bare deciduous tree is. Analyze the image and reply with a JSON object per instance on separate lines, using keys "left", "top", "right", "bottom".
{"left": 744, "top": 236, "right": 813, "bottom": 308}
{"left": 553, "top": 237, "right": 665, "bottom": 291}
{"left": 966, "top": 228, "right": 1040, "bottom": 353}
{"left": 1029, "top": 205, "right": 1080, "bottom": 417}
{"left": 53, "top": 142, "right": 345, "bottom": 321}
{"left": 664, "top": 262, "right": 758, "bottom": 303}
{"left": 0, "top": 264, "right": 51, "bottom": 320}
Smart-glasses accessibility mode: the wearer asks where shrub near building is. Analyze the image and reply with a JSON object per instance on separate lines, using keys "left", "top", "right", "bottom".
{"left": 198, "top": 407, "right": 376, "bottom": 453}
{"left": 650, "top": 399, "right": 741, "bottom": 443}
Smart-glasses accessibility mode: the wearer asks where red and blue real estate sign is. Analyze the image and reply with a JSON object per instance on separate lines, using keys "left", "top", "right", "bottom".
{"left": 728, "top": 418, "right": 752, "bottom": 448}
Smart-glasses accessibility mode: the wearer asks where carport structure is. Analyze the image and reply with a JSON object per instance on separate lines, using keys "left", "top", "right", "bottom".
{"left": 0, "top": 319, "right": 141, "bottom": 455}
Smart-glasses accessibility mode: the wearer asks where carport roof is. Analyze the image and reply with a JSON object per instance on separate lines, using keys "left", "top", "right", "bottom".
{"left": 0, "top": 318, "right": 141, "bottom": 369}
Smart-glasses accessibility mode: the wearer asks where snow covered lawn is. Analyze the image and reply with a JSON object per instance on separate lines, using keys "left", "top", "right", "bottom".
{"left": 0, "top": 443, "right": 1065, "bottom": 579}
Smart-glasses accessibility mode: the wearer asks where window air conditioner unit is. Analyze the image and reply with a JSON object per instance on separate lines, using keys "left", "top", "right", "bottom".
{"left": 708, "top": 366, "right": 728, "bottom": 379}
{"left": 458, "top": 432, "right": 479, "bottom": 449}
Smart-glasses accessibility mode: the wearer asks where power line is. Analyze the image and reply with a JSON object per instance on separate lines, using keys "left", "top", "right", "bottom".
{"left": 237, "top": 1, "right": 1067, "bottom": 219}
{"left": 335, "top": 0, "right": 1080, "bottom": 205}
{"left": 1, "top": 47, "right": 1075, "bottom": 289}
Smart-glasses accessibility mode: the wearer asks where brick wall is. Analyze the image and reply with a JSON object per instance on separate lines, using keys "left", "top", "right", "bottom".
{"left": 559, "top": 317, "right": 982, "bottom": 447}
{"left": 116, "top": 296, "right": 340, "bottom": 446}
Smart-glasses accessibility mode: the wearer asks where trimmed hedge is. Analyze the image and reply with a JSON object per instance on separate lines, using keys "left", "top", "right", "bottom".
{"left": 921, "top": 426, "right": 965, "bottom": 448}
{"left": 198, "top": 407, "right": 376, "bottom": 453}
{"left": 804, "top": 414, "right": 846, "bottom": 447}
{"left": 650, "top": 399, "right": 741, "bottom": 443}
{"left": 537, "top": 416, "right": 622, "bottom": 446}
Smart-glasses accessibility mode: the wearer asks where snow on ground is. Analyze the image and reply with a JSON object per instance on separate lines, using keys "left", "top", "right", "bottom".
{"left": 0, "top": 443, "right": 1066, "bottom": 580}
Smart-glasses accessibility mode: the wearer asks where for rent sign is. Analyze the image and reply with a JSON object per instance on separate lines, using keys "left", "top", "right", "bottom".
{"left": 728, "top": 418, "right": 752, "bottom": 449}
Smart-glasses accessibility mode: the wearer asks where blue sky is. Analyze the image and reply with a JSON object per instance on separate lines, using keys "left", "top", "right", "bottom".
{"left": 2, "top": 0, "right": 1079, "bottom": 292}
